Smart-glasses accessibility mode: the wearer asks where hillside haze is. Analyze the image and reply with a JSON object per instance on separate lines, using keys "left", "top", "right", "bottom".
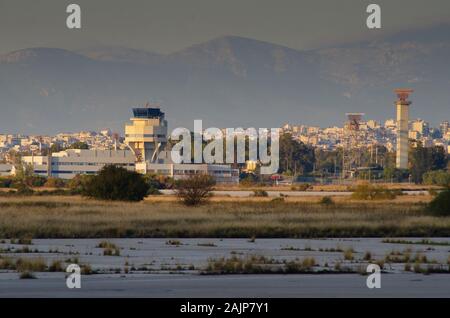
{"left": 1, "top": 25, "right": 450, "bottom": 134}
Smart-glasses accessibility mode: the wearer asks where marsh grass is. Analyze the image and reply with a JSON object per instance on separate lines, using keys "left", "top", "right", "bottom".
{"left": 343, "top": 248, "right": 355, "bottom": 261}
{"left": 0, "top": 196, "right": 449, "bottom": 238}
{"left": 166, "top": 240, "right": 182, "bottom": 246}
{"left": 204, "top": 255, "right": 319, "bottom": 274}
{"left": 98, "top": 241, "right": 121, "bottom": 256}
{"left": 363, "top": 251, "right": 372, "bottom": 261}
{"left": 382, "top": 238, "right": 450, "bottom": 246}
{"left": 48, "top": 260, "right": 64, "bottom": 272}
{"left": 197, "top": 242, "right": 217, "bottom": 247}
{"left": 15, "top": 258, "right": 47, "bottom": 272}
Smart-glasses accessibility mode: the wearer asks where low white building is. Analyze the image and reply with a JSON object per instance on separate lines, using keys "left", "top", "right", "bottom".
{"left": 21, "top": 149, "right": 239, "bottom": 183}
{"left": 139, "top": 163, "right": 240, "bottom": 184}
{"left": 22, "top": 149, "right": 135, "bottom": 179}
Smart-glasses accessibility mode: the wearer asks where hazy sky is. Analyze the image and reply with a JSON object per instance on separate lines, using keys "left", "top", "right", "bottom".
{"left": 1, "top": 0, "right": 450, "bottom": 55}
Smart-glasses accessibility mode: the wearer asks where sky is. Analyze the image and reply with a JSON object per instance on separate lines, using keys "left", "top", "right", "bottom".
{"left": 1, "top": 0, "right": 450, "bottom": 55}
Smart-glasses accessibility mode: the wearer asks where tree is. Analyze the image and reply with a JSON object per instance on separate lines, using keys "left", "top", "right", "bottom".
{"left": 68, "top": 142, "right": 89, "bottom": 150}
{"left": 423, "top": 170, "right": 450, "bottom": 187}
{"left": 67, "top": 174, "right": 93, "bottom": 194}
{"left": 279, "top": 133, "right": 315, "bottom": 175}
{"left": 44, "top": 177, "right": 66, "bottom": 188}
{"left": 428, "top": 189, "right": 450, "bottom": 216}
{"left": 83, "top": 165, "right": 149, "bottom": 201}
{"left": 174, "top": 174, "right": 215, "bottom": 206}
{"left": 410, "top": 145, "right": 448, "bottom": 183}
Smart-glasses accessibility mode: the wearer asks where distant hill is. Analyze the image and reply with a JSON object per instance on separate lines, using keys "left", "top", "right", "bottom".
{"left": 1, "top": 25, "right": 450, "bottom": 134}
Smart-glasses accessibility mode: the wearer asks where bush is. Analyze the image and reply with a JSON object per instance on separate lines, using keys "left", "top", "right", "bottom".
{"left": 0, "top": 178, "right": 13, "bottom": 188}
{"left": 319, "top": 196, "right": 334, "bottom": 205}
{"left": 25, "top": 175, "right": 47, "bottom": 187}
{"left": 15, "top": 184, "right": 34, "bottom": 196}
{"left": 83, "top": 165, "right": 149, "bottom": 201}
{"left": 144, "top": 174, "right": 174, "bottom": 190}
{"left": 423, "top": 170, "right": 450, "bottom": 187}
{"left": 239, "top": 173, "right": 259, "bottom": 187}
{"left": 351, "top": 184, "right": 397, "bottom": 200}
{"left": 44, "top": 177, "right": 66, "bottom": 188}
{"left": 252, "top": 189, "right": 268, "bottom": 197}
{"left": 427, "top": 189, "right": 450, "bottom": 216}
{"left": 295, "top": 183, "right": 311, "bottom": 191}
{"left": 174, "top": 174, "right": 215, "bottom": 206}
{"left": 67, "top": 174, "right": 93, "bottom": 194}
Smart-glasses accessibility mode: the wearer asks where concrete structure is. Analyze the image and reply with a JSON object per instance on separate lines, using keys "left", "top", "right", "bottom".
{"left": 342, "top": 113, "right": 365, "bottom": 177}
{"left": 124, "top": 106, "right": 168, "bottom": 164}
{"left": 124, "top": 106, "right": 239, "bottom": 184}
{"left": 23, "top": 149, "right": 135, "bottom": 179}
{"left": 395, "top": 89, "right": 413, "bottom": 169}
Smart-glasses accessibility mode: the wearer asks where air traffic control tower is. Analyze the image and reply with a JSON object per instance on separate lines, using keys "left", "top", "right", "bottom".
{"left": 395, "top": 89, "right": 413, "bottom": 169}
{"left": 124, "top": 104, "right": 168, "bottom": 164}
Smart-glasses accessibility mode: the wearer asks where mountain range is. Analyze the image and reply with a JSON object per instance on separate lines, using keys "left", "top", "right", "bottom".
{"left": 1, "top": 24, "right": 450, "bottom": 134}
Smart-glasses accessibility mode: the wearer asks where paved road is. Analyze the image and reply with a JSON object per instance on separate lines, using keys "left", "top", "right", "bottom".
{"left": 1, "top": 273, "right": 449, "bottom": 298}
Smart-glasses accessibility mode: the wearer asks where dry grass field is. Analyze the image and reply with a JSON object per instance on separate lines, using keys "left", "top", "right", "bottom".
{"left": 0, "top": 194, "right": 448, "bottom": 239}
{"left": 214, "top": 183, "right": 439, "bottom": 192}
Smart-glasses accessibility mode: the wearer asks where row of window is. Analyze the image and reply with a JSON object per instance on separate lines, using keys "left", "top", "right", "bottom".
{"left": 35, "top": 170, "right": 96, "bottom": 175}
{"left": 51, "top": 162, "right": 135, "bottom": 167}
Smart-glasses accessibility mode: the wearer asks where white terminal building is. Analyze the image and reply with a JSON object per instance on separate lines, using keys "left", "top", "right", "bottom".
{"left": 23, "top": 149, "right": 135, "bottom": 179}
{"left": 22, "top": 106, "right": 239, "bottom": 184}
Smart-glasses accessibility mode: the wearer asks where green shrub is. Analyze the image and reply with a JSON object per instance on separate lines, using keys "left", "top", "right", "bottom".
{"left": 67, "top": 174, "right": 93, "bottom": 194}
{"left": 423, "top": 170, "right": 450, "bottom": 187}
{"left": 26, "top": 175, "right": 47, "bottom": 187}
{"left": 427, "top": 189, "right": 450, "bottom": 216}
{"left": 351, "top": 184, "right": 397, "bottom": 200}
{"left": 144, "top": 174, "right": 174, "bottom": 190}
{"left": 83, "top": 165, "right": 149, "bottom": 201}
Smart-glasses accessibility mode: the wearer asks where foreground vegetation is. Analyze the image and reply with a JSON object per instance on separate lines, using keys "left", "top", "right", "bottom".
{"left": 0, "top": 195, "right": 449, "bottom": 238}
